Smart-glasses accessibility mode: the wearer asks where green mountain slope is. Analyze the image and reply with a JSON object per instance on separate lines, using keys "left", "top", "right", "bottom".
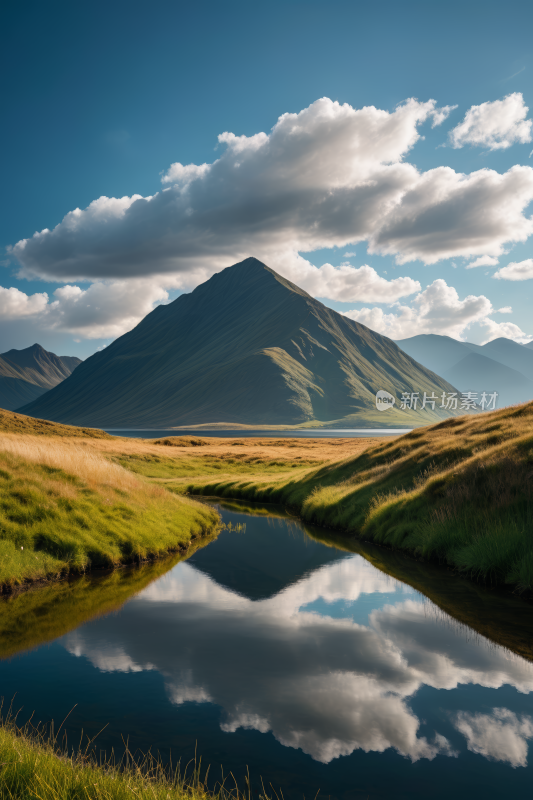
{"left": 0, "top": 345, "right": 82, "bottom": 411}
{"left": 20, "top": 258, "right": 462, "bottom": 428}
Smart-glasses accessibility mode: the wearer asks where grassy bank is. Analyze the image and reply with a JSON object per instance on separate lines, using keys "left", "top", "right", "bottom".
{"left": 186, "top": 402, "right": 533, "bottom": 592}
{"left": 0, "top": 710, "right": 224, "bottom": 800}
{"left": 0, "top": 544, "right": 218, "bottom": 659}
{"left": 0, "top": 414, "right": 219, "bottom": 592}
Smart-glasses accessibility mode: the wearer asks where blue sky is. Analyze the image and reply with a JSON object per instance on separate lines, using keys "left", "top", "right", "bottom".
{"left": 1, "top": 0, "right": 533, "bottom": 358}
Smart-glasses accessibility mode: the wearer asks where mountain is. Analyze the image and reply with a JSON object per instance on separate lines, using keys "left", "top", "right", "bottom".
{"left": 480, "top": 338, "right": 533, "bottom": 381}
{"left": 20, "top": 258, "right": 461, "bottom": 428}
{"left": 524, "top": 341, "right": 533, "bottom": 351}
{"left": 396, "top": 334, "right": 533, "bottom": 407}
{"left": 0, "top": 344, "right": 82, "bottom": 411}
{"left": 394, "top": 334, "right": 482, "bottom": 374}
{"left": 443, "top": 353, "right": 533, "bottom": 409}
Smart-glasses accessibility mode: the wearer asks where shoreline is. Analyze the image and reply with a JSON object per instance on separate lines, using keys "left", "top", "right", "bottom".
{"left": 185, "top": 402, "right": 533, "bottom": 596}
{"left": 0, "top": 529, "right": 217, "bottom": 598}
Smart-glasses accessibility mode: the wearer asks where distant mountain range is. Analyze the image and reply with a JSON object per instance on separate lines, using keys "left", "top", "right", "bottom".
{"left": 396, "top": 334, "right": 533, "bottom": 407}
{"left": 0, "top": 344, "right": 82, "bottom": 411}
{"left": 19, "top": 258, "right": 460, "bottom": 429}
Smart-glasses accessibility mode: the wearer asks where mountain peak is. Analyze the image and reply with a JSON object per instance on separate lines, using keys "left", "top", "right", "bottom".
{"left": 20, "top": 257, "right": 457, "bottom": 428}
{"left": 0, "top": 344, "right": 82, "bottom": 411}
{"left": 191, "top": 257, "right": 313, "bottom": 302}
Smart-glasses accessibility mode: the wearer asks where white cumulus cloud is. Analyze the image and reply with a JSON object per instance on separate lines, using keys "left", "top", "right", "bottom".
{"left": 430, "top": 104, "right": 458, "bottom": 127}
{"left": 449, "top": 93, "right": 532, "bottom": 150}
{"left": 466, "top": 255, "right": 500, "bottom": 269}
{"left": 493, "top": 258, "right": 533, "bottom": 281}
{"left": 270, "top": 255, "right": 421, "bottom": 302}
{"left": 0, "top": 279, "right": 169, "bottom": 340}
{"left": 343, "top": 279, "right": 494, "bottom": 340}
{"left": 0, "top": 286, "right": 49, "bottom": 317}
{"left": 479, "top": 317, "right": 532, "bottom": 345}
{"left": 9, "top": 97, "right": 533, "bottom": 285}
{"left": 455, "top": 709, "right": 533, "bottom": 768}
{"left": 343, "top": 280, "right": 531, "bottom": 343}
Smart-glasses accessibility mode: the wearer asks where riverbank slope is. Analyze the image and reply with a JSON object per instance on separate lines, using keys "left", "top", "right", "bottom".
{"left": 186, "top": 402, "right": 533, "bottom": 592}
{"left": 0, "top": 411, "right": 219, "bottom": 592}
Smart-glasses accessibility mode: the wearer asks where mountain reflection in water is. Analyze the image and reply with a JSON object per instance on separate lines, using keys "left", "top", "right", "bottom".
{"left": 1, "top": 501, "right": 533, "bottom": 798}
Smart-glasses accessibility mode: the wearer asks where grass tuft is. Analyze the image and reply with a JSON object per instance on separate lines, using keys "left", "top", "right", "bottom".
{"left": 0, "top": 703, "right": 256, "bottom": 800}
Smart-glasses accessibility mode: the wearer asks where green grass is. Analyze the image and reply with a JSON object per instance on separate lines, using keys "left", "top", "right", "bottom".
{"left": 118, "top": 451, "right": 315, "bottom": 481}
{"left": 186, "top": 402, "right": 533, "bottom": 592}
{"left": 0, "top": 444, "right": 219, "bottom": 592}
{"left": 0, "top": 707, "right": 241, "bottom": 800}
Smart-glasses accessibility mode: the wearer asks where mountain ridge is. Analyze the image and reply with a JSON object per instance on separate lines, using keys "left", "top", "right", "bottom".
{"left": 397, "top": 334, "right": 533, "bottom": 407}
{"left": 20, "top": 258, "right": 462, "bottom": 428}
{"left": 0, "top": 345, "right": 82, "bottom": 411}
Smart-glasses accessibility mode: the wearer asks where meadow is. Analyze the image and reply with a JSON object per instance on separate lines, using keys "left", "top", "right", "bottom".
{"left": 0, "top": 418, "right": 219, "bottom": 592}
{"left": 0, "top": 410, "right": 373, "bottom": 592}
{"left": 3, "top": 403, "right": 533, "bottom": 593}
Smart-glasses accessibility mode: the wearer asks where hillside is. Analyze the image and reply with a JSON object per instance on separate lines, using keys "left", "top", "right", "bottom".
{"left": 0, "top": 344, "right": 82, "bottom": 411}
{"left": 397, "top": 333, "right": 533, "bottom": 406}
{"left": 187, "top": 400, "right": 533, "bottom": 592}
{"left": 0, "top": 407, "right": 112, "bottom": 438}
{"left": 20, "top": 258, "right": 460, "bottom": 428}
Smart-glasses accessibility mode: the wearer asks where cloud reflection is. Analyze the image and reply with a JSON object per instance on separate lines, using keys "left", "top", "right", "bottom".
{"left": 63, "top": 555, "right": 533, "bottom": 765}
{"left": 455, "top": 709, "right": 533, "bottom": 768}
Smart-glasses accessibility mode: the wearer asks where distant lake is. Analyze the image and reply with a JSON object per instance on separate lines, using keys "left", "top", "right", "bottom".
{"left": 104, "top": 428, "right": 410, "bottom": 438}
{"left": 1, "top": 500, "right": 532, "bottom": 799}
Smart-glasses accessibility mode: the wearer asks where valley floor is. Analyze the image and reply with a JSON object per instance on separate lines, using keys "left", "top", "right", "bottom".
{"left": 1, "top": 403, "right": 533, "bottom": 593}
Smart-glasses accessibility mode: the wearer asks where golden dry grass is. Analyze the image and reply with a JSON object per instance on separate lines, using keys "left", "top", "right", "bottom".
{"left": 0, "top": 433, "right": 219, "bottom": 591}
{"left": 0, "top": 434, "right": 140, "bottom": 495}
{"left": 0, "top": 408, "right": 111, "bottom": 438}
{"left": 86, "top": 434, "right": 383, "bottom": 488}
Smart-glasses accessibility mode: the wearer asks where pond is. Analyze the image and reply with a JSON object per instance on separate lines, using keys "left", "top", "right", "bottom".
{"left": 1, "top": 500, "right": 533, "bottom": 799}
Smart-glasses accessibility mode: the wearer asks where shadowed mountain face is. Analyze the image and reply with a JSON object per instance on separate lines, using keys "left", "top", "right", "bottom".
{"left": 20, "top": 259, "right": 458, "bottom": 428}
{"left": 0, "top": 344, "right": 82, "bottom": 411}
{"left": 397, "top": 334, "right": 533, "bottom": 407}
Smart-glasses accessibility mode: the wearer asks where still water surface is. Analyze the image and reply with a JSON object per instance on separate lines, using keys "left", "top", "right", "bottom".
{"left": 104, "top": 429, "right": 410, "bottom": 438}
{"left": 1, "top": 501, "right": 533, "bottom": 799}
